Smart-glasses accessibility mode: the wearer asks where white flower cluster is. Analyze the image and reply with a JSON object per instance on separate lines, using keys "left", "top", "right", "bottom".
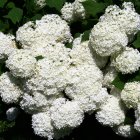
{"left": 90, "top": 2, "right": 140, "bottom": 57}
{"left": 35, "top": 0, "right": 46, "bottom": 9}
{"left": 16, "top": 14, "right": 72, "bottom": 49}
{"left": 0, "top": 32, "right": 16, "bottom": 60}
{"left": 61, "top": 0, "right": 96, "bottom": 23}
{"left": 0, "top": 1, "right": 140, "bottom": 139}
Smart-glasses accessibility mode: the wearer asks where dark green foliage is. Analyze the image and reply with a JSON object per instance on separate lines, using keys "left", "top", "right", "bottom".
{"left": 82, "top": 0, "right": 106, "bottom": 17}
{"left": 46, "top": 0, "right": 66, "bottom": 11}
{"left": 4, "top": 7, "right": 23, "bottom": 24}
{"left": 133, "top": 32, "right": 140, "bottom": 49}
{"left": 112, "top": 70, "right": 140, "bottom": 90}
{"left": 35, "top": 55, "right": 44, "bottom": 61}
{"left": 81, "top": 30, "right": 91, "bottom": 42}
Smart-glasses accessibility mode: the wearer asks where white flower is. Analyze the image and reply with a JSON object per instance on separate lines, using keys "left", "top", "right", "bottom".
{"left": 32, "top": 112, "right": 54, "bottom": 140}
{"left": 70, "top": 40, "right": 96, "bottom": 66}
{"left": 6, "top": 49, "right": 37, "bottom": 78}
{"left": 61, "top": 2, "right": 75, "bottom": 22}
{"left": 100, "top": 2, "right": 140, "bottom": 35}
{"left": 134, "top": 104, "right": 140, "bottom": 132}
{"left": 25, "top": 49, "right": 70, "bottom": 95}
{"left": 20, "top": 92, "right": 48, "bottom": 114}
{"left": 112, "top": 47, "right": 140, "bottom": 74}
{"left": 6, "top": 107, "right": 19, "bottom": 121}
{"left": 0, "top": 72, "right": 23, "bottom": 104}
{"left": 0, "top": 32, "right": 16, "bottom": 60}
{"left": 16, "top": 14, "right": 72, "bottom": 49}
{"left": 113, "top": 124, "right": 137, "bottom": 138}
{"left": 50, "top": 98, "right": 84, "bottom": 129}
{"left": 35, "top": 0, "right": 46, "bottom": 9}
{"left": 96, "top": 95, "right": 125, "bottom": 127}
{"left": 73, "top": 0, "right": 86, "bottom": 20}
{"left": 70, "top": 38, "right": 108, "bottom": 68}
{"left": 103, "top": 64, "right": 118, "bottom": 88}
{"left": 121, "top": 82, "right": 140, "bottom": 109}
{"left": 134, "top": 118, "right": 140, "bottom": 132}
{"left": 77, "top": 87, "right": 109, "bottom": 113}
{"left": 65, "top": 64, "right": 103, "bottom": 100}
{"left": 89, "top": 21, "right": 128, "bottom": 56}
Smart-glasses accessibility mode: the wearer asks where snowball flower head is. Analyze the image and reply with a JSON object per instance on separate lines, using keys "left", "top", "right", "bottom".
{"left": 16, "top": 14, "right": 72, "bottom": 49}
{"left": 134, "top": 104, "right": 140, "bottom": 132}
{"left": 112, "top": 47, "right": 140, "bottom": 74}
{"left": 20, "top": 92, "right": 48, "bottom": 114}
{"left": 100, "top": 2, "right": 140, "bottom": 35}
{"left": 113, "top": 124, "right": 137, "bottom": 138}
{"left": 103, "top": 65, "right": 118, "bottom": 88}
{"left": 89, "top": 21, "right": 128, "bottom": 56}
{"left": 6, "top": 49, "right": 37, "bottom": 78}
{"left": 25, "top": 54, "right": 70, "bottom": 96}
{"left": 96, "top": 95, "right": 125, "bottom": 127}
{"left": 0, "top": 72, "right": 23, "bottom": 104}
{"left": 0, "top": 32, "right": 16, "bottom": 60}
{"left": 61, "top": 2, "right": 74, "bottom": 22}
{"left": 50, "top": 98, "right": 84, "bottom": 129}
{"left": 121, "top": 82, "right": 140, "bottom": 109}
{"left": 35, "top": 0, "right": 46, "bottom": 9}
{"left": 32, "top": 112, "right": 54, "bottom": 140}
{"left": 65, "top": 64, "right": 103, "bottom": 100}
{"left": 77, "top": 87, "right": 109, "bottom": 113}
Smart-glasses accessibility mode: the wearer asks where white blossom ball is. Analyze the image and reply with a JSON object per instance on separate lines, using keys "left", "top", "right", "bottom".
{"left": 121, "top": 82, "right": 140, "bottom": 109}
{"left": 6, "top": 49, "right": 37, "bottom": 78}
{"left": 35, "top": 0, "right": 46, "bottom": 9}
{"left": 77, "top": 87, "right": 109, "bottom": 113}
{"left": 89, "top": 21, "right": 128, "bottom": 56}
{"left": 50, "top": 98, "right": 84, "bottom": 129}
{"left": 134, "top": 104, "right": 140, "bottom": 132}
{"left": 6, "top": 107, "right": 19, "bottom": 121}
{"left": 96, "top": 95, "right": 125, "bottom": 127}
{"left": 100, "top": 2, "right": 140, "bottom": 35}
{"left": 20, "top": 92, "right": 48, "bottom": 114}
{"left": 134, "top": 118, "right": 140, "bottom": 132}
{"left": 73, "top": 0, "right": 86, "bottom": 20}
{"left": 16, "top": 14, "right": 72, "bottom": 49}
{"left": 112, "top": 47, "right": 140, "bottom": 74}
{"left": 61, "top": 2, "right": 74, "bottom": 22}
{"left": 70, "top": 41, "right": 96, "bottom": 66}
{"left": 65, "top": 64, "right": 103, "bottom": 100}
{"left": 0, "top": 72, "right": 23, "bottom": 104}
{"left": 113, "top": 124, "right": 137, "bottom": 138}
{"left": 0, "top": 32, "right": 16, "bottom": 60}
{"left": 103, "top": 65, "right": 118, "bottom": 88}
{"left": 32, "top": 112, "right": 54, "bottom": 140}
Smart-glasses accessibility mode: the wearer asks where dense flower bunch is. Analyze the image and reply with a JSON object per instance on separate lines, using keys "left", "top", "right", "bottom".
{"left": 0, "top": 0, "right": 140, "bottom": 139}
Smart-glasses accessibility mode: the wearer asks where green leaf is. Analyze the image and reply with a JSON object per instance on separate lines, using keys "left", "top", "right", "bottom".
{"left": 0, "top": 20, "right": 9, "bottom": 32}
{"left": 0, "top": 0, "right": 7, "bottom": 8}
{"left": 82, "top": 0, "right": 106, "bottom": 17}
{"left": 31, "top": 14, "right": 42, "bottom": 21}
{"left": 81, "top": 30, "right": 91, "bottom": 42}
{"left": 74, "top": 33, "right": 81, "bottom": 38}
{"left": 35, "top": 55, "right": 44, "bottom": 61}
{"left": 133, "top": 32, "right": 140, "bottom": 49}
{"left": 66, "top": 42, "right": 73, "bottom": 49}
{"left": 4, "top": 7, "right": 23, "bottom": 24}
{"left": 46, "top": 0, "right": 66, "bottom": 11}
{"left": 6, "top": 2, "right": 15, "bottom": 9}
{"left": 112, "top": 74, "right": 125, "bottom": 90}
{"left": 0, "top": 121, "right": 15, "bottom": 133}
{"left": 112, "top": 70, "right": 140, "bottom": 90}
